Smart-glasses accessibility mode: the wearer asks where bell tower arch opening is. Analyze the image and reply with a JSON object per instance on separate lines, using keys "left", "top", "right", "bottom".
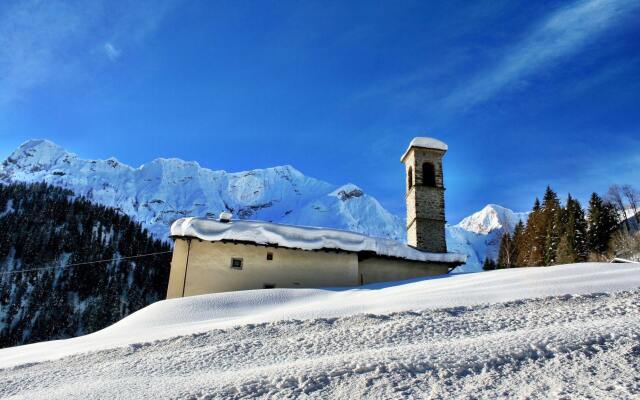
{"left": 422, "top": 162, "right": 436, "bottom": 187}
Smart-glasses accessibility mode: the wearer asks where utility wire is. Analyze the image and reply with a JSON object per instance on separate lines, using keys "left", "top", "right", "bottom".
{"left": 0, "top": 250, "right": 173, "bottom": 275}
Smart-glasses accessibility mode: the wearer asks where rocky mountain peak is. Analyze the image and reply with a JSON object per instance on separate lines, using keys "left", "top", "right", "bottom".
{"left": 331, "top": 184, "right": 364, "bottom": 201}
{"left": 456, "top": 204, "right": 527, "bottom": 235}
{"left": 3, "top": 139, "right": 75, "bottom": 170}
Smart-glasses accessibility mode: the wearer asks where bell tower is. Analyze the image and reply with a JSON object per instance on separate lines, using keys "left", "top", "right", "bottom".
{"left": 400, "top": 137, "right": 448, "bottom": 253}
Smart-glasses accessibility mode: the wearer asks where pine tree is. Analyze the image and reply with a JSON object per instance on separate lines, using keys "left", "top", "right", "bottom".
{"left": 556, "top": 234, "right": 573, "bottom": 264}
{"left": 497, "top": 232, "right": 516, "bottom": 268}
{"left": 0, "top": 182, "right": 171, "bottom": 348}
{"left": 541, "top": 186, "right": 562, "bottom": 266}
{"left": 573, "top": 199, "right": 589, "bottom": 262}
{"left": 587, "top": 192, "right": 618, "bottom": 256}
{"left": 512, "top": 220, "right": 525, "bottom": 267}
{"left": 532, "top": 198, "right": 541, "bottom": 212}
{"left": 482, "top": 257, "right": 497, "bottom": 271}
{"left": 557, "top": 195, "right": 589, "bottom": 264}
{"left": 521, "top": 197, "right": 543, "bottom": 266}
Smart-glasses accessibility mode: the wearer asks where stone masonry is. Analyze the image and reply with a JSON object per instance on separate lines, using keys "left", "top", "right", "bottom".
{"left": 401, "top": 140, "right": 447, "bottom": 253}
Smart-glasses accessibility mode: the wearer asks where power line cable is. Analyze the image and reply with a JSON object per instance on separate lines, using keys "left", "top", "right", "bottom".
{"left": 0, "top": 250, "right": 173, "bottom": 276}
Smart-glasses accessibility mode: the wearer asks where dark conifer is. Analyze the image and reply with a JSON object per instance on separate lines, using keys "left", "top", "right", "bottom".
{"left": 511, "top": 221, "right": 525, "bottom": 267}
{"left": 483, "top": 257, "right": 497, "bottom": 271}
{"left": 557, "top": 195, "right": 589, "bottom": 264}
{"left": 587, "top": 192, "right": 618, "bottom": 256}
{"left": 0, "top": 182, "right": 171, "bottom": 348}
{"left": 541, "top": 186, "right": 562, "bottom": 266}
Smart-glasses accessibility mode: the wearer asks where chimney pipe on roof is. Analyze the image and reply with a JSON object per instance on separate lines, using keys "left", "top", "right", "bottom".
{"left": 219, "top": 212, "right": 232, "bottom": 223}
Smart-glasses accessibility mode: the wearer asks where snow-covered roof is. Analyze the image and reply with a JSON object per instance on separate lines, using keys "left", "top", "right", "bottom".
{"left": 171, "top": 217, "right": 466, "bottom": 264}
{"left": 400, "top": 137, "right": 448, "bottom": 162}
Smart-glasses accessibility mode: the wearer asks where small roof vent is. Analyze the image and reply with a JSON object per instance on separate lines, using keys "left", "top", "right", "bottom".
{"left": 219, "top": 212, "right": 233, "bottom": 223}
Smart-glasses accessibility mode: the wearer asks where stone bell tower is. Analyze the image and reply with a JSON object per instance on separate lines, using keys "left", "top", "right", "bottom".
{"left": 400, "top": 137, "right": 448, "bottom": 253}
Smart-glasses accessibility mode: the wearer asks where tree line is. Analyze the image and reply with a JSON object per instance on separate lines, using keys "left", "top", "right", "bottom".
{"left": 484, "top": 184, "right": 640, "bottom": 270}
{"left": 0, "top": 182, "right": 171, "bottom": 348}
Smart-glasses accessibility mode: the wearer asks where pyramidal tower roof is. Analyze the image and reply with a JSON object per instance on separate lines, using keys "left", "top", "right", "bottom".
{"left": 400, "top": 137, "right": 448, "bottom": 162}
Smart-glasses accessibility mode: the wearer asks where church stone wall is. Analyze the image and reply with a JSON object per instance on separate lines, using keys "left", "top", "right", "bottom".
{"left": 167, "top": 239, "right": 359, "bottom": 298}
{"left": 167, "top": 238, "right": 456, "bottom": 299}
{"left": 358, "top": 256, "right": 450, "bottom": 284}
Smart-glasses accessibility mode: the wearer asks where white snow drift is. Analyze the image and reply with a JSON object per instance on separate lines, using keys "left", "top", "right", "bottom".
{"left": 0, "top": 262, "right": 638, "bottom": 368}
{"left": 1, "top": 263, "right": 639, "bottom": 399}
{"left": 171, "top": 217, "right": 467, "bottom": 263}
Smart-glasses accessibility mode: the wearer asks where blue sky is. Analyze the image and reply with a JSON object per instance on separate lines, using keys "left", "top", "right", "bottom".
{"left": 0, "top": 0, "right": 639, "bottom": 222}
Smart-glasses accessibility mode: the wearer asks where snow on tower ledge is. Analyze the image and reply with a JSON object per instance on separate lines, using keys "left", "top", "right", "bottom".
{"left": 400, "top": 137, "right": 448, "bottom": 162}
{"left": 171, "top": 217, "right": 467, "bottom": 264}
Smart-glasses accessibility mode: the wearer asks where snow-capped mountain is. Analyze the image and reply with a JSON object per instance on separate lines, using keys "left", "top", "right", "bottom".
{"left": 0, "top": 139, "right": 404, "bottom": 240}
{"left": 457, "top": 204, "right": 528, "bottom": 235}
{"left": 448, "top": 205, "right": 529, "bottom": 273}
{"left": 0, "top": 139, "right": 527, "bottom": 272}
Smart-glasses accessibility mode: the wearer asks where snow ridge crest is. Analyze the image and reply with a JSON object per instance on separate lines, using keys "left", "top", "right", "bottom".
{"left": 0, "top": 140, "right": 405, "bottom": 241}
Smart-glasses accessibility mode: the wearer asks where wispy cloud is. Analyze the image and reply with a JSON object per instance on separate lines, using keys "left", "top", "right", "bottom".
{"left": 445, "top": 0, "right": 640, "bottom": 111}
{"left": 0, "top": 0, "right": 181, "bottom": 106}
{"left": 103, "top": 42, "right": 122, "bottom": 61}
{"left": 499, "top": 134, "right": 640, "bottom": 213}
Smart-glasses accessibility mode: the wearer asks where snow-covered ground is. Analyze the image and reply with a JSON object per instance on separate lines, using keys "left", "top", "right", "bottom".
{"left": 1, "top": 262, "right": 639, "bottom": 399}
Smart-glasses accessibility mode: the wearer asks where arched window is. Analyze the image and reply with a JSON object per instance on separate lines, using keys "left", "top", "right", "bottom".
{"left": 422, "top": 162, "right": 436, "bottom": 187}
{"left": 407, "top": 166, "right": 413, "bottom": 190}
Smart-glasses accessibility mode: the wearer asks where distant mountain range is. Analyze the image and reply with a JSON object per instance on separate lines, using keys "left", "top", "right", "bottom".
{"left": 0, "top": 139, "right": 528, "bottom": 272}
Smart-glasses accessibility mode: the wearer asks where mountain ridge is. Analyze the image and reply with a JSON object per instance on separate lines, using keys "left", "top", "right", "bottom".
{"left": 0, "top": 139, "right": 404, "bottom": 240}
{"left": 0, "top": 139, "right": 527, "bottom": 272}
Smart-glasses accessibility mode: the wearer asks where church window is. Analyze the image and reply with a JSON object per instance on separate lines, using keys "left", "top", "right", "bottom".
{"left": 231, "top": 258, "right": 243, "bottom": 269}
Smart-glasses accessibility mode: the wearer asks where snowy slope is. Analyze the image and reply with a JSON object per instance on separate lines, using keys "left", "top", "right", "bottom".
{"left": 0, "top": 140, "right": 404, "bottom": 240}
{"left": 0, "top": 263, "right": 639, "bottom": 399}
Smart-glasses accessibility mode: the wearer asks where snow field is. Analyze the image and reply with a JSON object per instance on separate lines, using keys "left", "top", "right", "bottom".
{"left": 0, "top": 262, "right": 639, "bottom": 398}
{"left": 0, "top": 290, "right": 638, "bottom": 399}
{"left": 0, "top": 262, "right": 638, "bottom": 369}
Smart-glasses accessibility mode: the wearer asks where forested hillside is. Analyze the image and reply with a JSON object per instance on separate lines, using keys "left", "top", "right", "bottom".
{"left": 485, "top": 185, "right": 640, "bottom": 270}
{"left": 0, "top": 182, "right": 171, "bottom": 348}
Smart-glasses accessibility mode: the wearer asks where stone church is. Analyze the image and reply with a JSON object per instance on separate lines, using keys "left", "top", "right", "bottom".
{"left": 166, "top": 137, "right": 465, "bottom": 298}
